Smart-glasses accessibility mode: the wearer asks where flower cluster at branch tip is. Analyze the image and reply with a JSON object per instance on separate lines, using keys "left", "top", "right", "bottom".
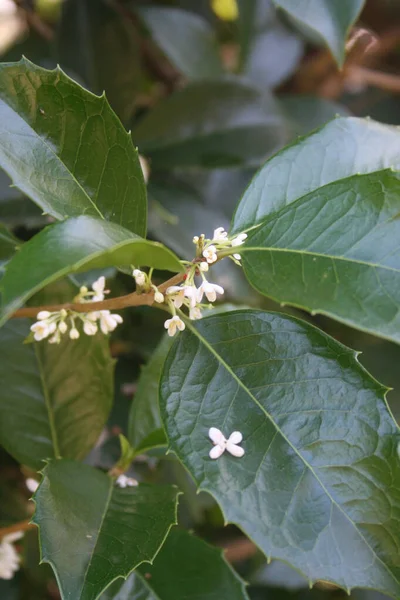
{"left": 116, "top": 474, "right": 139, "bottom": 488}
{"left": 0, "top": 531, "right": 23, "bottom": 580}
{"left": 30, "top": 276, "right": 123, "bottom": 344}
{"left": 133, "top": 269, "right": 164, "bottom": 303}
{"left": 209, "top": 427, "right": 245, "bottom": 459}
{"left": 195, "top": 226, "right": 247, "bottom": 265}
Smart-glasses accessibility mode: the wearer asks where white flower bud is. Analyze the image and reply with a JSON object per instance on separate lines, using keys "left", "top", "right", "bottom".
{"left": 37, "top": 311, "right": 51, "bottom": 320}
{"left": 199, "top": 262, "right": 209, "bottom": 272}
{"left": 154, "top": 291, "right": 164, "bottom": 303}
{"left": 58, "top": 321, "right": 68, "bottom": 334}
{"left": 69, "top": 328, "right": 80, "bottom": 340}
{"left": 133, "top": 269, "right": 146, "bottom": 286}
{"left": 231, "top": 233, "right": 247, "bottom": 247}
{"left": 83, "top": 320, "right": 98, "bottom": 336}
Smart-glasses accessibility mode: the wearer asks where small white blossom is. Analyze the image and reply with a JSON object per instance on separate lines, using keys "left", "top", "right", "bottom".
{"left": 0, "top": 532, "right": 23, "bottom": 580}
{"left": 30, "top": 320, "right": 51, "bottom": 341}
{"left": 189, "top": 306, "right": 202, "bottom": 320}
{"left": 25, "top": 478, "right": 39, "bottom": 493}
{"left": 213, "top": 227, "right": 228, "bottom": 241}
{"left": 197, "top": 281, "right": 224, "bottom": 303}
{"left": 193, "top": 236, "right": 199, "bottom": 244}
{"left": 133, "top": 269, "right": 146, "bottom": 286}
{"left": 203, "top": 245, "right": 218, "bottom": 264}
{"left": 231, "top": 233, "right": 247, "bottom": 247}
{"left": 183, "top": 285, "right": 198, "bottom": 308}
{"left": 164, "top": 315, "right": 185, "bottom": 337}
{"left": 37, "top": 310, "right": 51, "bottom": 320}
{"left": 116, "top": 474, "right": 138, "bottom": 488}
{"left": 83, "top": 320, "right": 98, "bottom": 336}
{"left": 92, "top": 276, "right": 106, "bottom": 302}
{"left": 99, "top": 311, "right": 123, "bottom": 334}
{"left": 58, "top": 320, "right": 68, "bottom": 334}
{"left": 199, "top": 261, "right": 209, "bottom": 272}
{"left": 154, "top": 290, "right": 164, "bottom": 303}
{"left": 209, "top": 427, "right": 244, "bottom": 459}
{"left": 166, "top": 285, "right": 186, "bottom": 308}
{"left": 69, "top": 327, "right": 80, "bottom": 340}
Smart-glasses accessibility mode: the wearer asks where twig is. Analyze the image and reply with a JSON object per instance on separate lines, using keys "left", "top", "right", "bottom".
{"left": 11, "top": 272, "right": 185, "bottom": 319}
{"left": 0, "top": 519, "right": 35, "bottom": 539}
{"left": 223, "top": 538, "right": 258, "bottom": 563}
{"left": 347, "top": 66, "right": 400, "bottom": 93}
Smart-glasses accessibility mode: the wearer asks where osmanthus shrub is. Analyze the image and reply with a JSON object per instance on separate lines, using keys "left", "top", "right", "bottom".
{"left": 0, "top": 58, "right": 400, "bottom": 600}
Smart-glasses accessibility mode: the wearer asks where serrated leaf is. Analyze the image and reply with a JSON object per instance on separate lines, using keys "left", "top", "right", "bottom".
{"left": 128, "top": 335, "right": 172, "bottom": 454}
{"left": 0, "top": 58, "right": 146, "bottom": 235}
{"left": 101, "top": 529, "right": 249, "bottom": 600}
{"left": 33, "top": 459, "right": 180, "bottom": 600}
{"left": 272, "top": 0, "right": 365, "bottom": 66}
{"left": 231, "top": 117, "right": 400, "bottom": 234}
{"left": 132, "top": 79, "right": 286, "bottom": 169}
{"left": 240, "top": 170, "right": 400, "bottom": 343}
{"left": 0, "top": 316, "right": 114, "bottom": 470}
{"left": 160, "top": 310, "right": 400, "bottom": 597}
{"left": 0, "top": 215, "right": 183, "bottom": 324}
{"left": 137, "top": 6, "right": 224, "bottom": 79}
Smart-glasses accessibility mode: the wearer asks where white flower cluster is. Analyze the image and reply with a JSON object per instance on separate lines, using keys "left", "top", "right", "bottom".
{"left": 209, "top": 427, "right": 245, "bottom": 459}
{"left": 30, "top": 276, "right": 123, "bottom": 344}
{"left": 0, "top": 532, "right": 23, "bottom": 580}
{"left": 194, "top": 226, "right": 247, "bottom": 265}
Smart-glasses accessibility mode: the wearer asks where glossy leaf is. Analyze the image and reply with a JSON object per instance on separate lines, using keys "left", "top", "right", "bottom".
{"left": 232, "top": 117, "right": 400, "bottom": 234}
{"left": 0, "top": 318, "right": 113, "bottom": 470}
{"left": 128, "top": 335, "right": 172, "bottom": 455}
{"left": 137, "top": 6, "right": 224, "bottom": 79}
{"left": 101, "top": 529, "right": 249, "bottom": 600}
{"left": 0, "top": 222, "right": 18, "bottom": 260}
{"left": 240, "top": 170, "right": 400, "bottom": 343}
{"left": 132, "top": 79, "right": 286, "bottom": 168}
{"left": 0, "top": 58, "right": 146, "bottom": 235}
{"left": 160, "top": 310, "right": 400, "bottom": 597}
{"left": 272, "top": 0, "right": 365, "bottom": 66}
{"left": 0, "top": 215, "right": 183, "bottom": 324}
{"left": 33, "top": 459, "right": 180, "bottom": 600}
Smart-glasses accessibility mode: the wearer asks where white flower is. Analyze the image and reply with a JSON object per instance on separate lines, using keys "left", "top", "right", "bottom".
{"left": 58, "top": 320, "right": 68, "bottom": 334}
{"left": 25, "top": 478, "right": 39, "bottom": 493}
{"left": 203, "top": 245, "right": 218, "bottom": 264}
{"left": 92, "top": 276, "right": 106, "bottom": 302}
{"left": 116, "top": 474, "right": 138, "bottom": 488}
{"left": 199, "top": 262, "right": 209, "bottom": 272}
{"left": 83, "top": 320, "right": 98, "bottom": 336}
{"left": 37, "top": 310, "right": 51, "bottom": 320}
{"left": 164, "top": 315, "right": 185, "bottom": 337}
{"left": 209, "top": 428, "right": 244, "bottom": 459}
{"left": 193, "top": 236, "right": 199, "bottom": 244}
{"left": 197, "top": 281, "right": 224, "bottom": 303}
{"left": 231, "top": 233, "right": 247, "bottom": 247}
{"left": 213, "top": 227, "right": 228, "bottom": 241}
{"left": 0, "top": 532, "right": 23, "bottom": 580}
{"left": 189, "top": 307, "right": 202, "bottom": 320}
{"left": 183, "top": 285, "right": 198, "bottom": 308}
{"left": 133, "top": 269, "right": 146, "bottom": 286}
{"left": 99, "top": 311, "right": 123, "bottom": 334}
{"left": 154, "top": 290, "right": 164, "bottom": 304}
{"left": 30, "top": 321, "right": 51, "bottom": 341}
{"left": 69, "top": 327, "right": 80, "bottom": 340}
{"left": 166, "top": 285, "right": 186, "bottom": 308}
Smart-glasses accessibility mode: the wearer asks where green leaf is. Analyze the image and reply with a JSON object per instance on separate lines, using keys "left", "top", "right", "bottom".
{"left": 132, "top": 79, "right": 286, "bottom": 168}
{"left": 232, "top": 117, "right": 400, "bottom": 234}
{"left": 0, "top": 318, "right": 114, "bottom": 470}
{"left": 160, "top": 310, "right": 400, "bottom": 597}
{"left": 240, "top": 170, "right": 400, "bottom": 343}
{"left": 272, "top": 0, "right": 365, "bottom": 66}
{"left": 0, "top": 58, "right": 146, "bottom": 235}
{"left": 33, "top": 459, "right": 180, "bottom": 600}
{"left": 101, "top": 529, "right": 249, "bottom": 600}
{"left": 137, "top": 6, "right": 224, "bottom": 79}
{"left": 279, "top": 95, "right": 351, "bottom": 136}
{"left": 128, "top": 335, "right": 172, "bottom": 455}
{"left": 0, "top": 215, "right": 183, "bottom": 324}
{"left": 57, "top": 0, "right": 141, "bottom": 122}
{"left": 0, "top": 222, "right": 18, "bottom": 260}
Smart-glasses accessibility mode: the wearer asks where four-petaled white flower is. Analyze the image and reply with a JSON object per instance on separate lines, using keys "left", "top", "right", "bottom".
{"left": 197, "top": 281, "right": 224, "bottom": 303}
{"left": 203, "top": 245, "right": 218, "bottom": 264}
{"left": 166, "top": 285, "right": 186, "bottom": 308}
{"left": 116, "top": 474, "right": 139, "bottom": 488}
{"left": 133, "top": 269, "right": 146, "bottom": 286}
{"left": 231, "top": 233, "right": 247, "bottom": 247}
{"left": 99, "top": 311, "right": 123, "bottom": 334}
{"left": 83, "top": 320, "right": 98, "bottom": 336}
{"left": 164, "top": 315, "right": 185, "bottom": 337}
{"left": 189, "top": 306, "right": 202, "bottom": 320}
{"left": 0, "top": 531, "right": 23, "bottom": 580}
{"left": 212, "top": 227, "right": 228, "bottom": 241}
{"left": 209, "top": 427, "right": 245, "bottom": 459}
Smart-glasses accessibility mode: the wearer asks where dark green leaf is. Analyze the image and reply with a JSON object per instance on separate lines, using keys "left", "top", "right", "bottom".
{"left": 102, "top": 529, "right": 249, "bottom": 600}
{"left": 240, "top": 170, "right": 400, "bottom": 343}
{"left": 33, "top": 459, "right": 180, "bottom": 600}
{"left": 272, "top": 0, "right": 365, "bottom": 66}
{"left": 0, "top": 215, "right": 183, "bottom": 324}
{"left": 160, "top": 310, "right": 400, "bottom": 597}
{"left": 133, "top": 79, "right": 286, "bottom": 168}
{"left": 128, "top": 335, "right": 172, "bottom": 454}
{"left": 0, "top": 58, "right": 146, "bottom": 235}
{"left": 137, "top": 6, "right": 224, "bottom": 79}
{"left": 232, "top": 117, "right": 400, "bottom": 234}
{"left": 57, "top": 0, "right": 141, "bottom": 122}
{"left": 280, "top": 95, "right": 351, "bottom": 136}
{"left": 0, "top": 222, "right": 18, "bottom": 260}
{"left": 0, "top": 318, "right": 114, "bottom": 470}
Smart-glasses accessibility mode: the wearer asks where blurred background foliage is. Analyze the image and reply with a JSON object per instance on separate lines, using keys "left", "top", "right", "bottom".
{"left": 0, "top": 0, "right": 400, "bottom": 598}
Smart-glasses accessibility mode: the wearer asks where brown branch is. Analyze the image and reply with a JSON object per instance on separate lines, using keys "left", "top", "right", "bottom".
{"left": 347, "top": 66, "right": 400, "bottom": 93}
{"left": 223, "top": 538, "right": 258, "bottom": 563}
{"left": 11, "top": 272, "right": 185, "bottom": 319}
{"left": 0, "top": 519, "right": 35, "bottom": 539}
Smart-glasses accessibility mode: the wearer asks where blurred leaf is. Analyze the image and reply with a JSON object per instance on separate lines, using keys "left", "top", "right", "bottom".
{"left": 133, "top": 79, "right": 286, "bottom": 168}
{"left": 0, "top": 58, "right": 147, "bottom": 235}
{"left": 128, "top": 335, "right": 172, "bottom": 455}
{"left": 33, "top": 459, "right": 180, "bottom": 600}
{"left": 160, "top": 310, "right": 400, "bottom": 597}
{"left": 272, "top": 0, "right": 365, "bottom": 66}
{"left": 102, "top": 529, "right": 249, "bottom": 600}
{"left": 0, "top": 215, "right": 183, "bottom": 324}
{"left": 137, "top": 6, "right": 224, "bottom": 79}
{"left": 0, "top": 222, "right": 18, "bottom": 260}
{"left": 241, "top": 170, "right": 400, "bottom": 343}
{"left": 279, "top": 95, "right": 351, "bottom": 136}
{"left": 232, "top": 117, "right": 400, "bottom": 234}
{"left": 253, "top": 560, "right": 308, "bottom": 590}
{"left": 0, "top": 317, "right": 114, "bottom": 470}
{"left": 57, "top": 0, "right": 141, "bottom": 122}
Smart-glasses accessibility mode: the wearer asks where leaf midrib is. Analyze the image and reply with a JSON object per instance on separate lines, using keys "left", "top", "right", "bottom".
{"left": 185, "top": 319, "right": 400, "bottom": 589}
{"left": 34, "top": 345, "right": 60, "bottom": 458}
